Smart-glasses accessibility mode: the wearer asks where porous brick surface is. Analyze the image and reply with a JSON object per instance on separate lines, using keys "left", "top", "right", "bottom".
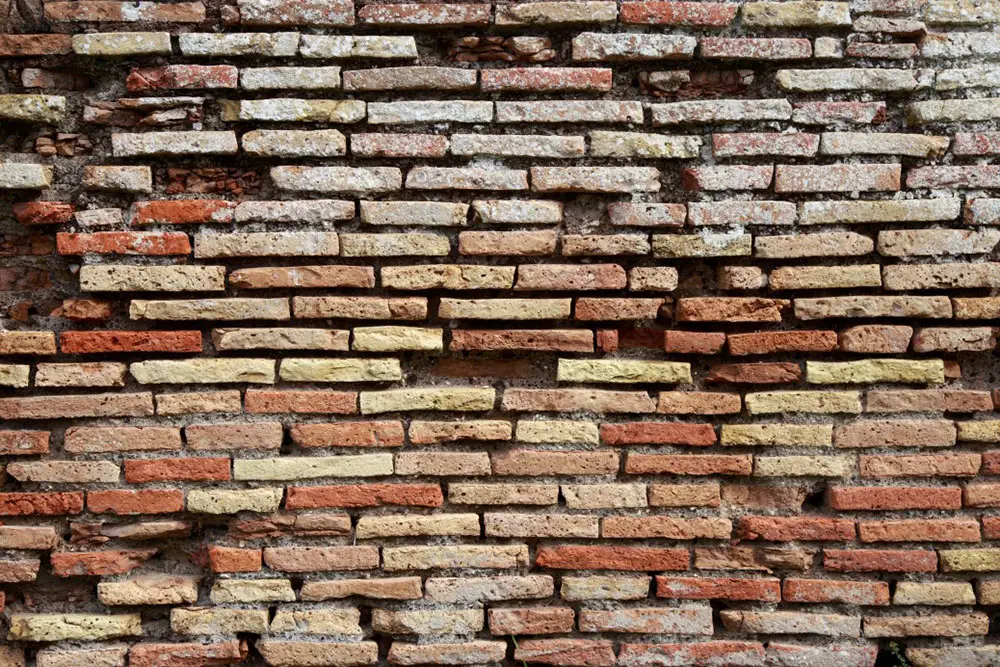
{"left": 0, "top": 0, "right": 999, "bottom": 665}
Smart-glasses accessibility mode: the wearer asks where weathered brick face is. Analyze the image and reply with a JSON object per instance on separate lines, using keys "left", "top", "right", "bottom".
{"left": 0, "top": 0, "right": 999, "bottom": 664}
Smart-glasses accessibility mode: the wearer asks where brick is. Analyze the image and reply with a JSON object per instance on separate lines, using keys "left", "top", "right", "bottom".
{"left": 657, "top": 576, "right": 781, "bottom": 601}
{"left": 502, "top": 389, "right": 655, "bottom": 413}
{"left": 603, "top": 517, "right": 731, "bottom": 539}
{"left": 0, "top": 393, "right": 154, "bottom": 420}
{"left": 128, "top": 65, "right": 237, "bottom": 92}
{"left": 359, "top": 3, "right": 488, "bottom": 25}
{"left": 572, "top": 33, "right": 696, "bottom": 61}
{"left": 619, "top": 643, "right": 766, "bottom": 667}
{"left": 859, "top": 519, "right": 981, "bottom": 543}
{"left": 864, "top": 613, "right": 989, "bottom": 637}
{"left": 664, "top": 332, "right": 727, "bottom": 355}
{"left": 677, "top": 297, "right": 787, "bottom": 322}
{"left": 834, "top": 419, "right": 955, "bottom": 448}
{"left": 8, "top": 614, "right": 142, "bottom": 642}
{"left": 738, "top": 516, "right": 855, "bottom": 541}
{"left": 778, "top": 67, "right": 919, "bottom": 91}
{"left": 824, "top": 549, "right": 938, "bottom": 572}
{"left": 626, "top": 454, "right": 752, "bottom": 476}
{"left": 720, "top": 610, "right": 860, "bottom": 636}
{"left": 492, "top": 450, "right": 619, "bottom": 475}
{"left": 728, "top": 330, "right": 838, "bottom": 356}
{"left": 537, "top": 546, "right": 689, "bottom": 571}
{"left": 384, "top": 545, "right": 528, "bottom": 570}
{"left": 514, "top": 640, "right": 616, "bottom": 667}
{"left": 496, "top": 1, "right": 616, "bottom": 25}
{"left": 602, "top": 422, "right": 716, "bottom": 446}
{"left": 579, "top": 607, "right": 713, "bottom": 634}
{"left": 112, "top": 131, "right": 238, "bottom": 157}
{"left": 532, "top": 167, "right": 660, "bottom": 193}
{"left": 860, "top": 454, "right": 981, "bottom": 478}
{"left": 652, "top": 99, "right": 792, "bottom": 124}
{"left": 830, "top": 486, "right": 961, "bottom": 510}
{"left": 483, "top": 68, "right": 611, "bottom": 92}
{"left": 425, "top": 575, "right": 553, "bottom": 603}
{"left": 300, "top": 577, "right": 422, "bottom": 600}
{"left": 351, "top": 133, "right": 447, "bottom": 158}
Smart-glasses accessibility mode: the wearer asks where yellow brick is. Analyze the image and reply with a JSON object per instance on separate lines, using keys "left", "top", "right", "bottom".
{"left": 746, "top": 391, "right": 862, "bottom": 415}
{"left": 807, "top": 359, "right": 944, "bottom": 385}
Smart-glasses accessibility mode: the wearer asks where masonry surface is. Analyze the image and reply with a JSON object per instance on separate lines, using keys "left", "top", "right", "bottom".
{"left": 1, "top": 0, "right": 1000, "bottom": 665}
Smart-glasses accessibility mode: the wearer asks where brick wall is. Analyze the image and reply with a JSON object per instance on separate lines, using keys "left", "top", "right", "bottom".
{"left": 0, "top": 0, "right": 999, "bottom": 665}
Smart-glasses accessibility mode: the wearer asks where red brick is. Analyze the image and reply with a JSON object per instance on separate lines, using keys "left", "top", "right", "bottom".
{"left": 57, "top": 298, "right": 113, "bottom": 321}
{"left": 0, "top": 492, "right": 83, "bottom": 516}
{"left": 130, "top": 200, "right": 235, "bottom": 224}
{"left": 230, "top": 266, "right": 375, "bottom": 290}
{"left": 701, "top": 38, "right": 813, "bottom": 60}
{"left": 737, "top": 517, "right": 856, "bottom": 542}
{"left": 575, "top": 298, "right": 666, "bottom": 321}
{"left": 12, "top": 201, "right": 74, "bottom": 225}
{"left": 829, "top": 486, "right": 962, "bottom": 510}
{"left": 728, "top": 330, "right": 838, "bottom": 355}
{"left": 0, "top": 393, "right": 153, "bottom": 420}
{"left": 985, "top": 452, "right": 1000, "bottom": 474}
{"left": 124, "top": 457, "right": 230, "bottom": 483}
{"left": 127, "top": 65, "right": 238, "bottom": 92}
{"left": 626, "top": 454, "right": 752, "bottom": 476}
{"left": 351, "top": 133, "right": 449, "bottom": 158}
{"left": 601, "top": 422, "right": 716, "bottom": 446}
{"left": 60, "top": 331, "right": 202, "bottom": 354}
{"left": 839, "top": 324, "right": 912, "bottom": 353}
{"left": 186, "top": 423, "right": 282, "bottom": 451}
{"left": 536, "top": 546, "right": 689, "bottom": 571}
{"left": 722, "top": 484, "right": 807, "bottom": 510}
{"left": 244, "top": 390, "right": 358, "bottom": 414}
{"left": 514, "top": 640, "right": 615, "bottom": 667}
{"left": 782, "top": 578, "right": 890, "bottom": 605}
{"left": 286, "top": 484, "right": 444, "bottom": 509}
{"left": 621, "top": 1, "right": 737, "bottom": 25}
{"left": 657, "top": 391, "right": 742, "bottom": 415}
{"left": 482, "top": 68, "right": 612, "bottom": 93}
{"left": 596, "top": 329, "right": 618, "bottom": 352}
{"left": 51, "top": 549, "right": 156, "bottom": 577}
{"left": 858, "top": 519, "right": 980, "bottom": 543}
{"left": 712, "top": 132, "right": 818, "bottom": 156}
{"left": 263, "top": 546, "right": 379, "bottom": 572}
{"left": 489, "top": 607, "right": 575, "bottom": 635}
{"left": 57, "top": 232, "right": 191, "bottom": 256}
{"left": 290, "top": 421, "right": 405, "bottom": 448}
{"left": 619, "top": 643, "right": 765, "bottom": 666}
{"left": 0, "top": 34, "right": 73, "bottom": 56}
{"left": 208, "top": 546, "right": 262, "bottom": 573}
{"left": 677, "top": 298, "right": 788, "bottom": 323}
{"left": 129, "top": 640, "right": 247, "bottom": 667}
{"left": 706, "top": 362, "right": 801, "bottom": 384}
{"left": 656, "top": 576, "right": 780, "bottom": 601}
{"left": 0, "top": 430, "right": 49, "bottom": 455}
{"left": 451, "top": 329, "right": 594, "bottom": 352}
{"left": 983, "top": 516, "right": 1000, "bottom": 539}
{"left": 665, "top": 330, "right": 726, "bottom": 354}
{"left": 87, "top": 489, "right": 184, "bottom": 515}
{"left": 824, "top": 549, "right": 938, "bottom": 573}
